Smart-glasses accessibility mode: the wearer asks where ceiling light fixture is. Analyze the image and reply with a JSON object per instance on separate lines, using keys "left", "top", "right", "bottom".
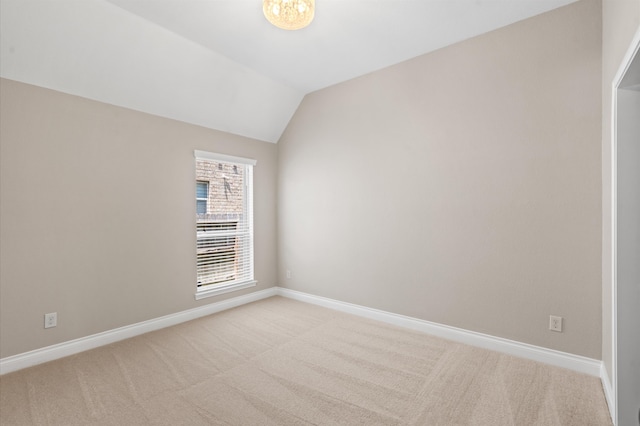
{"left": 263, "top": 0, "right": 314, "bottom": 31}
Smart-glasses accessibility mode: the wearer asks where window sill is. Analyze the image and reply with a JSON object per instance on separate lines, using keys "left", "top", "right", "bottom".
{"left": 194, "top": 280, "right": 257, "bottom": 300}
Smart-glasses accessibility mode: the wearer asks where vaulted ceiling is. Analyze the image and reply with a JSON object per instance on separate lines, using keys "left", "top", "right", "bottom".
{"left": 1, "top": 0, "right": 577, "bottom": 143}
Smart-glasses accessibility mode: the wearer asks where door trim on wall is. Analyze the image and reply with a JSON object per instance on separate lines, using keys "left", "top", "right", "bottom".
{"left": 610, "top": 25, "right": 640, "bottom": 426}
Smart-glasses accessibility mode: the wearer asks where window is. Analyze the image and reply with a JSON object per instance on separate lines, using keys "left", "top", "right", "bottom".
{"left": 194, "top": 151, "right": 256, "bottom": 299}
{"left": 196, "top": 181, "right": 208, "bottom": 215}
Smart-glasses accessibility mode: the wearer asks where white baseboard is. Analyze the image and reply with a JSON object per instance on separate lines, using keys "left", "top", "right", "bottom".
{"left": 600, "top": 363, "right": 616, "bottom": 424}
{"left": 1, "top": 285, "right": 604, "bottom": 383}
{"left": 276, "top": 287, "right": 603, "bottom": 378}
{"left": 0, "top": 287, "right": 277, "bottom": 375}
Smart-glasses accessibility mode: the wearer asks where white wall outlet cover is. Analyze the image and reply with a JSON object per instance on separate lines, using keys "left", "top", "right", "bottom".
{"left": 44, "top": 312, "right": 57, "bottom": 329}
{"left": 549, "top": 315, "right": 562, "bottom": 332}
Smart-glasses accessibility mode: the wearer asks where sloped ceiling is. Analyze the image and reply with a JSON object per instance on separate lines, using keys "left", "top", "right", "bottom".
{"left": 0, "top": 0, "right": 577, "bottom": 143}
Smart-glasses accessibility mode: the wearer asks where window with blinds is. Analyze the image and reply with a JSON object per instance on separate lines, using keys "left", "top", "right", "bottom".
{"left": 194, "top": 150, "right": 256, "bottom": 299}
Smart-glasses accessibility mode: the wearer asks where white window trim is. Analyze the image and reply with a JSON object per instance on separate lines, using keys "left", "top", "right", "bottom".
{"left": 194, "top": 150, "right": 257, "bottom": 300}
{"left": 194, "top": 279, "right": 257, "bottom": 300}
{"left": 194, "top": 150, "right": 257, "bottom": 166}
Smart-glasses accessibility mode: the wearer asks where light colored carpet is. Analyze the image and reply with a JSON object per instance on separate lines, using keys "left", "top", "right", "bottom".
{"left": 0, "top": 296, "right": 612, "bottom": 425}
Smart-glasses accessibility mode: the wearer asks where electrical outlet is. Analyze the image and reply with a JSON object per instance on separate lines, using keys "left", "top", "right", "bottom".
{"left": 286, "top": 270, "right": 291, "bottom": 279}
{"left": 549, "top": 315, "right": 562, "bottom": 332}
{"left": 44, "top": 312, "right": 57, "bottom": 329}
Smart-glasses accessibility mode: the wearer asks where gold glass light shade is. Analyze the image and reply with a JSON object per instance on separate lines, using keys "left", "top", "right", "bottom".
{"left": 263, "top": 0, "right": 314, "bottom": 31}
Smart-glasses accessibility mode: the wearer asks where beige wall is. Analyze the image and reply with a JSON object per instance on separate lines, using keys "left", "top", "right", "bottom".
{"left": 278, "top": 0, "right": 602, "bottom": 358}
{"left": 601, "top": 0, "right": 640, "bottom": 384}
{"left": 0, "top": 0, "right": 615, "bottom": 364}
{"left": 0, "top": 78, "right": 278, "bottom": 358}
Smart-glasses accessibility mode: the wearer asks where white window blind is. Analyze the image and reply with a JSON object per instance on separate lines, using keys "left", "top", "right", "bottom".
{"left": 194, "top": 151, "right": 256, "bottom": 298}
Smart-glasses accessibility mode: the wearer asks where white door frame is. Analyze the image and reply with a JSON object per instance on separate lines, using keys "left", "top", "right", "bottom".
{"left": 611, "top": 25, "right": 640, "bottom": 426}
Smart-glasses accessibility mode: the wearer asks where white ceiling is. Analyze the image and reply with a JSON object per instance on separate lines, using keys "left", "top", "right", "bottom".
{"left": 1, "top": 0, "right": 577, "bottom": 143}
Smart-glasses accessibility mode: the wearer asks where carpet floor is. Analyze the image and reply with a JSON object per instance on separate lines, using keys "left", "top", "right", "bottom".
{"left": 0, "top": 296, "right": 612, "bottom": 425}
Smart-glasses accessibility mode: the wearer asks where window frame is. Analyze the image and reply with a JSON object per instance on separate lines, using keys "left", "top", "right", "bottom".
{"left": 196, "top": 180, "right": 209, "bottom": 215}
{"left": 194, "top": 150, "right": 257, "bottom": 300}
